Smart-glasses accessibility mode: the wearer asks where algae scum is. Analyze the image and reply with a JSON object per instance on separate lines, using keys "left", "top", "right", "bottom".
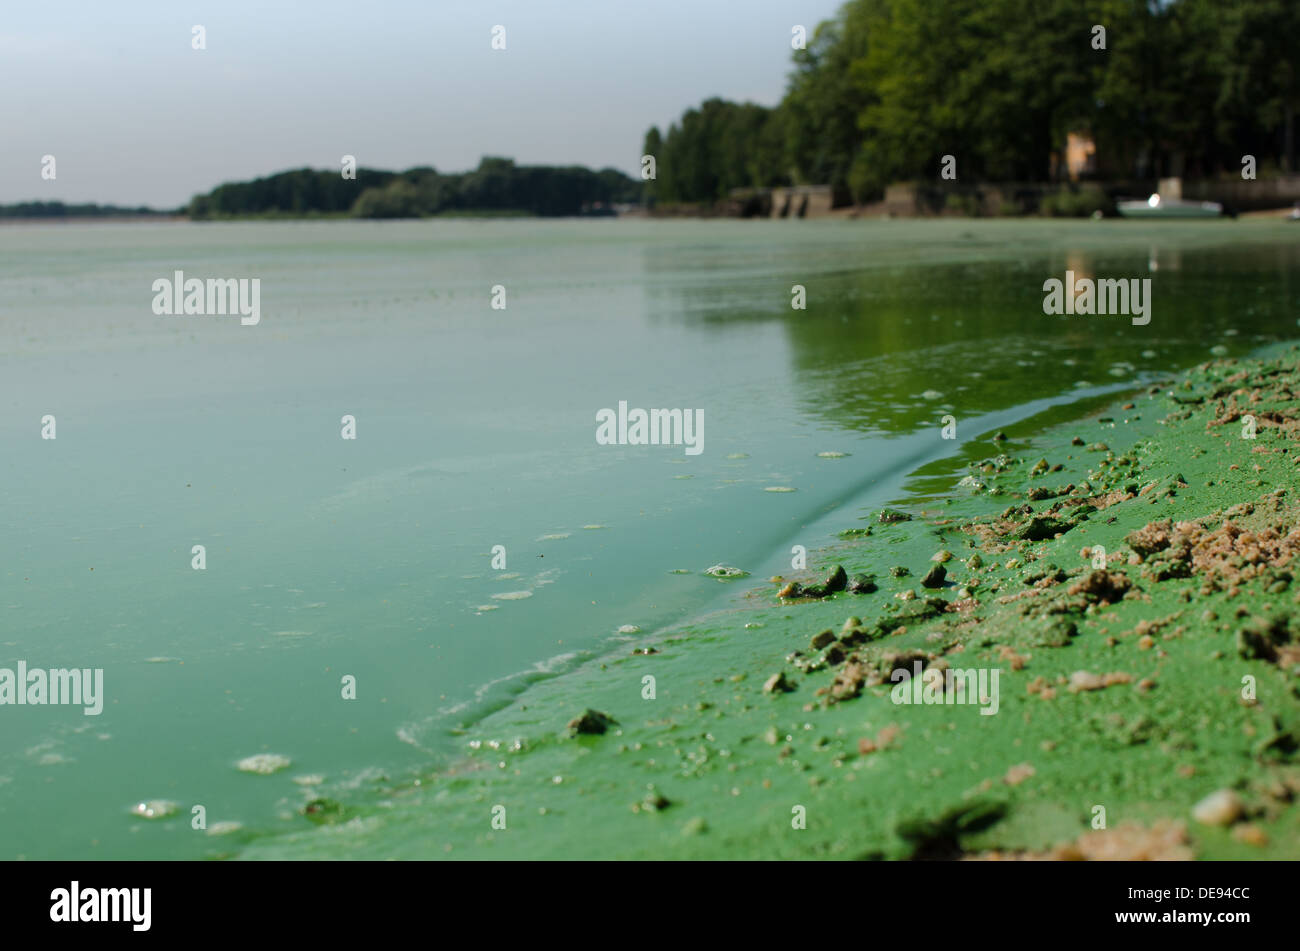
{"left": 245, "top": 351, "right": 1300, "bottom": 860}
{"left": 5, "top": 219, "right": 1299, "bottom": 860}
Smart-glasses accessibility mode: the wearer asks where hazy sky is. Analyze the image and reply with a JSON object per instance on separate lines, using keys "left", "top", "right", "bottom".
{"left": 2, "top": 1, "right": 844, "bottom": 207}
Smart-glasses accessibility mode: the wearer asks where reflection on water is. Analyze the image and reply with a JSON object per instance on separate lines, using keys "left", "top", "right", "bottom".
{"left": 644, "top": 222, "right": 1299, "bottom": 436}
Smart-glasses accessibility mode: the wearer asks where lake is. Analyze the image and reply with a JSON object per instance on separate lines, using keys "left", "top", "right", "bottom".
{"left": 1, "top": 217, "right": 1296, "bottom": 858}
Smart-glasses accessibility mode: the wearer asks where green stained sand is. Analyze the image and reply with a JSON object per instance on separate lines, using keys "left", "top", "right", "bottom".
{"left": 244, "top": 348, "right": 1300, "bottom": 860}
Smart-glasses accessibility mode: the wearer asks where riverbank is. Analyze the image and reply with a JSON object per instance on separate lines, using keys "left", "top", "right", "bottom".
{"left": 241, "top": 346, "right": 1300, "bottom": 860}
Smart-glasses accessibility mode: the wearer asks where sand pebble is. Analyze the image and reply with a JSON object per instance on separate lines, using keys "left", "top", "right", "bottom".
{"left": 1192, "top": 789, "right": 1243, "bottom": 826}
{"left": 1004, "top": 763, "right": 1036, "bottom": 786}
{"left": 1068, "top": 671, "right": 1105, "bottom": 692}
{"left": 1232, "top": 823, "right": 1267, "bottom": 846}
{"left": 490, "top": 591, "right": 533, "bottom": 601}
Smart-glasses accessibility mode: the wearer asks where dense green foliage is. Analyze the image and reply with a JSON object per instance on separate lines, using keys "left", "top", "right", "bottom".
{"left": 646, "top": 0, "right": 1300, "bottom": 205}
{"left": 187, "top": 159, "right": 641, "bottom": 219}
{"left": 189, "top": 168, "right": 398, "bottom": 217}
{"left": 0, "top": 201, "right": 173, "bottom": 218}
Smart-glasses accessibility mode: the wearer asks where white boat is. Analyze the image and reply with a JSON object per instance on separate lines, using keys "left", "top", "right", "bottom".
{"left": 1117, "top": 193, "right": 1224, "bottom": 218}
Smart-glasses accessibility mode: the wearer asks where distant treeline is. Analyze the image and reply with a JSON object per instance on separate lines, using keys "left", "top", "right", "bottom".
{"left": 0, "top": 201, "right": 173, "bottom": 218}
{"left": 644, "top": 0, "right": 1300, "bottom": 206}
{"left": 187, "top": 158, "right": 642, "bottom": 219}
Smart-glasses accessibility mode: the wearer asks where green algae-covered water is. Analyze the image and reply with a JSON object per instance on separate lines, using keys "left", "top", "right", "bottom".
{"left": 1, "top": 218, "right": 1297, "bottom": 859}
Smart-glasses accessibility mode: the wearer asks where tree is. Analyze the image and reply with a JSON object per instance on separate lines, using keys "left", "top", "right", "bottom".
{"left": 641, "top": 0, "right": 1299, "bottom": 203}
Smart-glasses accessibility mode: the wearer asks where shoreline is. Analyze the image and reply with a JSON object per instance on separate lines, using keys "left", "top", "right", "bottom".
{"left": 2, "top": 208, "right": 1296, "bottom": 224}
{"left": 239, "top": 343, "right": 1300, "bottom": 860}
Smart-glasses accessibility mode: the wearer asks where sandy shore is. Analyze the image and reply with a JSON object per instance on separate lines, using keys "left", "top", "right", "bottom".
{"left": 243, "top": 346, "right": 1300, "bottom": 859}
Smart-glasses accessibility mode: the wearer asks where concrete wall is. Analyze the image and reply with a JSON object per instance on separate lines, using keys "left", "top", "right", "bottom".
{"left": 767, "top": 186, "right": 834, "bottom": 218}
{"left": 673, "top": 175, "right": 1300, "bottom": 219}
{"left": 1181, "top": 175, "right": 1300, "bottom": 211}
{"left": 880, "top": 176, "right": 1300, "bottom": 216}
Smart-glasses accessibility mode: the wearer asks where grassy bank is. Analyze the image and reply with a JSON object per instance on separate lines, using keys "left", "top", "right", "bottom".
{"left": 246, "top": 348, "right": 1300, "bottom": 860}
